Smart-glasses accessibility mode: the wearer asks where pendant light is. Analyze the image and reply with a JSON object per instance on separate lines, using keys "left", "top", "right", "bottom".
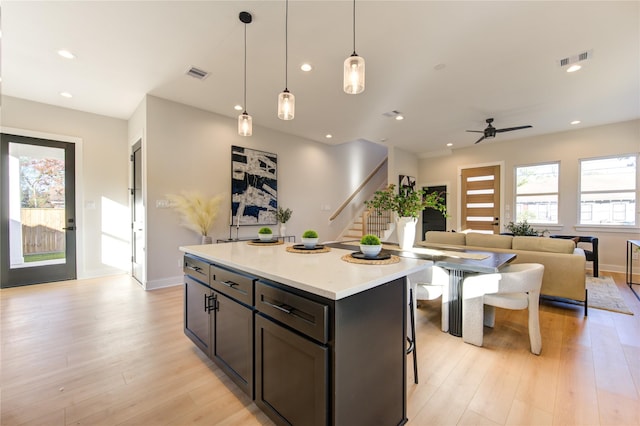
{"left": 343, "top": 0, "right": 364, "bottom": 94}
{"left": 238, "top": 11, "right": 253, "bottom": 136}
{"left": 277, "top": 0, "right": 295, "bottom": 120}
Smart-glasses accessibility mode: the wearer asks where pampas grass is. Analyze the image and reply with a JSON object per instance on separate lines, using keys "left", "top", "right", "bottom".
{"left": 166, "top": 191, "right": 223, "bottom": 237}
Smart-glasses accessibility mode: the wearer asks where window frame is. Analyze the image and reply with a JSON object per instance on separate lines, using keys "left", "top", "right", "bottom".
{"left": 578, "top": 153, "right": 638, "bottom": 228}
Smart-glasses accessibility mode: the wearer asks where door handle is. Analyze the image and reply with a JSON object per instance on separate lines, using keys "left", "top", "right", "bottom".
{"left": 63, "top": 226, "right": 76, "bottom": 231}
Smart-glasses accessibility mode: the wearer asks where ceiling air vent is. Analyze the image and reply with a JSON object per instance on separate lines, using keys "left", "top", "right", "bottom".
{"left": 557, "top": 50, "right": 593, "bottom": 68}
{"left": 185, "top": 66, "right": 210, "bottom": 80}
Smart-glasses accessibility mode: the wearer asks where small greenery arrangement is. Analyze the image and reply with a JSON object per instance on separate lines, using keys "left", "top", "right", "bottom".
{"left": 302, "top": 229, "right": 318, "bottom": 238}
{"left": 166, "top": 191, "right": 223, "bottom": 237}
{"left": 360, "top": 234, "right": 381, "bottom": 245}
{"left": 258, "top": 227, "right": 273, "bottom": 235}
{"left": 505, "top": 220, "right": 546, "bottom": 236}
{"left": 365, "top": 184, "right": 447, "bottom": 219}
{"left": 276, "top": 207, "right": 292, "bottom": 223}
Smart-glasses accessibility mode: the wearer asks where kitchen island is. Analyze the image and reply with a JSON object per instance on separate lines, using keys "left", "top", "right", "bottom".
{"left": 179, "top": 241, "right": 430, "bottom": 426}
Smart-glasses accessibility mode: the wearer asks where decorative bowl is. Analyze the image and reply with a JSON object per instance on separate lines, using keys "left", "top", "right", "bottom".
{"left": 360, "top": 244, "right": 382, "bottom": 258}
{"left": 258, "top": 233, "right": 273, "bottom": 241}
{"left": 301, "top": 237, "right": 319, "bottom": 249}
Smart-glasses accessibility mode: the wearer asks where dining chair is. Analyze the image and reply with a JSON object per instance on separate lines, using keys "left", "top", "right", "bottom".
{"left": 408, "top": 265, "right": 450, "bottom": 333}
{"left": 461, "top": 263, "right": 545, "bottom": 355}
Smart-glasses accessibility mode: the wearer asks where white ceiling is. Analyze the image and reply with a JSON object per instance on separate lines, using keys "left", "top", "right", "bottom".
{"left": 2, "top": 1, "right": 639, "bottom": 156}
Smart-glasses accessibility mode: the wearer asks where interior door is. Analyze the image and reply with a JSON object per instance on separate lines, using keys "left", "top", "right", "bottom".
{"left": 460, "top": 165, "right": 501, "bottom": 234}
{"left": 1, "top": 133, "right": 77, "bottom": 287}
{"left": 131, "top": 140, "right": 145, "bottom": 284}
{"left": 422, "top": 185, "right": 447, "bottom": 237}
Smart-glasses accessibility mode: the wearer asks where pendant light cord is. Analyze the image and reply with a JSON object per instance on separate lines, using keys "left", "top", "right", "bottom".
{"left": 243, "top": 22, "right": 247, "bottom": 113}
{"left": 352, "top": 0, "right": 356, "bottom": 55}
{"left": 285, "top": 0, "right": 289, "bottom": 90}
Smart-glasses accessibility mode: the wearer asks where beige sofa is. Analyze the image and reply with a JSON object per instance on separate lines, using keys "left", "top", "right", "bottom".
{"left": 419, "top": 231, "right": 587, "bottom": 314}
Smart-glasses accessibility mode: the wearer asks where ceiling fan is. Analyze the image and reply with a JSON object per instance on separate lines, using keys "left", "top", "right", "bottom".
{"left": 466, "top": 118, "right": 532, "bottom": 144}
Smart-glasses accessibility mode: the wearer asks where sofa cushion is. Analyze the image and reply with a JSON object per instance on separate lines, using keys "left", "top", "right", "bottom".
{"left": 465, "top": 233, "right": 513, "bottom": 249}
{"left": 425, "top": 231, "right": 466, "bottom": 245}
{"left": 512, "top": 236, "right": 575, "bottom": 254}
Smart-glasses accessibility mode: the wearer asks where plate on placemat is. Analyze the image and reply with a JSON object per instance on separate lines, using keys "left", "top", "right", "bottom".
{"left": 251, "top": 239, "right": 277, "bottom": 244}
{"left": 291, "top": 244, "right": 325, "bottom": 251}
{"left": 351, "top": 251, "right": 391, "bottom": 260}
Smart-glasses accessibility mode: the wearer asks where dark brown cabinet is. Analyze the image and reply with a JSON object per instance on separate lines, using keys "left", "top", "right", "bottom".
{"left": 184, "top": 275, "right": 212, "bottom": 355}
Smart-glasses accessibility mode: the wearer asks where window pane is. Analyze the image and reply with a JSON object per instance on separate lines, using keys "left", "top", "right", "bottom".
{"left": 580, "top": 192, "right": 635, "bottom": 225}
{"left": 516, "top": 163, "right": 559, "bottom": 195}
{"left": 581, "top": 156, "right": 636, "bottom": 192}
{"left": 516, "top": 194, "right": 558, "bottom": 223}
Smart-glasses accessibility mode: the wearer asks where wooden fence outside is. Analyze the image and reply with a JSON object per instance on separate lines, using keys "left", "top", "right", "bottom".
{"left": 21, "top": 208, "right": 65, "bottom": 254}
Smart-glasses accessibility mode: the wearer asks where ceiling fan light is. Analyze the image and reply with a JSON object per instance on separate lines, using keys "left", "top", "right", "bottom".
{"left": 277, "top": 90, "right": 295, "bottom": 120}
{"left": 343, "top": 54, "right": 365, "bottom": 94}
{"left": 238, "top": 112, "right": 252, "bottom": 136}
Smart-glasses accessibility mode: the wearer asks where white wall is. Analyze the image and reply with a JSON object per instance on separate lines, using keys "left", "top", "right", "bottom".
{"left": 418, "top": 119, "right": 640, "bottom": 273}
{"left": 142, "top": 96, "right": 387, "bottom": 289}
{"left": 1, "top": 96, "right": 130, "bottom": 279}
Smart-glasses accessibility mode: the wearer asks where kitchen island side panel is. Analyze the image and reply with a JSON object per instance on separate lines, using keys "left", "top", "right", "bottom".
{"left": 332, "top": 277, "right": 407, "bottom": 425}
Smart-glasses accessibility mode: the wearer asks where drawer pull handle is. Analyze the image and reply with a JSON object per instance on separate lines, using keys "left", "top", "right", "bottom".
{"left": 186, "top": 265, "right": 202, "bottom": 273}
{"left": 221, "top": 280, "right": 238, "bottom": 288}
{"left": 264, "top": 300, "right": 292, "bottom": 315}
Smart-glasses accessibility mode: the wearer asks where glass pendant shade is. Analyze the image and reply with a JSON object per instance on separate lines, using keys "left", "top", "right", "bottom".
{"left": 343, "top": 54, "right": 365, "bottom": 94}
{"left": 277, "top": 90, "right": 295, "bottom": 120}
{"left": 238, "top": 112, "right": 252, "bottom": 136}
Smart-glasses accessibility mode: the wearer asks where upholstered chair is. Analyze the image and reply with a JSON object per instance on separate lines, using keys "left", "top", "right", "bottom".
{"left": 461, "top": 263, "right": 544, "bottom": 355}
{"left": 407, "top": 265, "right": 450, "bottom": 333}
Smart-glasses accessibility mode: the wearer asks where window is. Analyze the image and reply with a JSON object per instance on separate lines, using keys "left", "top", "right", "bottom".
{"left": 515, "top": 162, "right": 559, "bottom": 224}
{"left": 579, "top": 155, "right": 636, "bottom": 226}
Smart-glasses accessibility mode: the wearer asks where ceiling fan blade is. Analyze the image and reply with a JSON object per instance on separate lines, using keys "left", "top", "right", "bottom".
{"left": 466, "top": 130, "right": 484, "bottom": 133}
{"left": 474, "top": 135, "right": 486, "bottom": 144}
{"left": 495, "top": 125, "right": 532, "bottom": 133}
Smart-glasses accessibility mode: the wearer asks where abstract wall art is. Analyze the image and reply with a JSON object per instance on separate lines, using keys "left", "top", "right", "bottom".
{"left": 231, "top": 146, "right": 277, "bottom": 225}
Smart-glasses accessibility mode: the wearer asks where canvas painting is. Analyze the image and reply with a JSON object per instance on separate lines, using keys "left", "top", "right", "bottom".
{"left": 231, "top": 146, "right": 277, "bottom": 225}
{"left": 399, "top": 175, "right": 416, "bottom": 195}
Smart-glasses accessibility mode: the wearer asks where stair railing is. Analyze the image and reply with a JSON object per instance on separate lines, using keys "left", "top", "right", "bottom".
{"left": 329, "top": 157, "right": 387, "bottom": 222}
{"left": 363, "top": 207, "right": 393, "bottom": 239}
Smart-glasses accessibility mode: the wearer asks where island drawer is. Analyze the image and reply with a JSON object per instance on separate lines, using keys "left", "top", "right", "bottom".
{"left": 210, "top": 265, "right": 255, "bottom": 306}
{"left": 256, "top": 281, "right": 329, "bottom": 344}
{"left": 183, "top": 255, "right": 210, "bottom": 284}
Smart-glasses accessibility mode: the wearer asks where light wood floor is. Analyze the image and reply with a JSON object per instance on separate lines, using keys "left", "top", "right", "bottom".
{"left": 1, "top": 272, "right": 639, "bottom": 425}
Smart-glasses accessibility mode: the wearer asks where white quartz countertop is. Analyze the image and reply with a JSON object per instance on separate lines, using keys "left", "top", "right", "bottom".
{"left": 180, "top": 242, "right": 431, "bottom": 300}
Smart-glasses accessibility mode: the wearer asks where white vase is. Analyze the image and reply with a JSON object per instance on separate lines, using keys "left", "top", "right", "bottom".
{"left": 201, "top": 235, "right": 212, "bottom": 244}
{"left": 396, "top": 216, "right": 417, "bottom": 250}
{"left": 279, "top": 224, "right": 287, "bottom": 237}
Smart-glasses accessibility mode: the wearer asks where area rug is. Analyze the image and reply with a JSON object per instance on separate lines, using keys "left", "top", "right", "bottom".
{"left": 586, "top": 276, "right": 633, "bottom": 315}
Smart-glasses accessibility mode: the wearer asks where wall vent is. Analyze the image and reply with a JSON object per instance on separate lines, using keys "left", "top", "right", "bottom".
{"left": 557, "top": 50, "right": 593, "bottom": 68}
{"left": 185, "top": 66, "right": 210, "bottom": 80}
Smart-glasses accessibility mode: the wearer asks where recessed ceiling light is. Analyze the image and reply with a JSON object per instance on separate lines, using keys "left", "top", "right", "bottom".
{"left": 234, "top": 104, "right": 243, "bottom": 111}
{"left": 325, "top": 134, "right": 332, "bottom": 139}
{"left": 60, "top": 92, "right": 73, "bottom": 98}
{"left": 446, "top": 143, "right": 453, "bottom": 147}
{"left": 57, "top": 49, "right": 75, "bottom": 59}
{"left": 395, "top": 115, "right": 404, "bottom": 121}
{"left": 571, "top": 120, "right": 581, "bottom": 125}
{"left": 300, "top": 63, "right": 312, "bottom": 72}
{"left": 566, "top": 64, "right": 582, "bottom": 73}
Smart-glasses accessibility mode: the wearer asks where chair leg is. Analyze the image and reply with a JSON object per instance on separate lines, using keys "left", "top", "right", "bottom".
{"left": 407, "top": 288, "right": 418, "bottom": 384}
{"left": 462, "top": 295, "right": 485, "bottom": 347}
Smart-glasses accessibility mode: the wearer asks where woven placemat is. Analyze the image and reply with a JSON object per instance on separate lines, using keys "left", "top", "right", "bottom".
{"left": 286, "top": 245, "right": 331, "bottom": 254}
{"left": 247, "top": 240, "right": 284, "bottom": 246}
{"left": 341, "top": 253, "right": 401, "bottom": 265}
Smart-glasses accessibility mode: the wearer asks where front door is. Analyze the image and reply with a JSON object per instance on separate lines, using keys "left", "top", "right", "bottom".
{"left": 460, "top": 165, "right": 501, "bottom": 234}
{"left": 1, "top": 133, "right": 77, "bottom": 287}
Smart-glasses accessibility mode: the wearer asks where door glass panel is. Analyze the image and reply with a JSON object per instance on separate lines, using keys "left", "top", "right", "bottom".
{"left": 8, "top": 143, "right": 66, "bottom": 269}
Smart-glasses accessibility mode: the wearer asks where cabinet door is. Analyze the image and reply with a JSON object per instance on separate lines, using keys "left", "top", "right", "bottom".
{"left": 255, "top": 314, "right": 328, "bottom": 426}
{"left": 184, "top": 276, "right": 212, "bottom": 355}
{"left": 212, "top": 291, "right": 254, "bottom": 397}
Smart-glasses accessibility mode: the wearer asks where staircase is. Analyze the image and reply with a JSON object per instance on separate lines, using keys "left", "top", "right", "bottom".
{"left": 339, "top": 208, "right": 395, "bottom": 242}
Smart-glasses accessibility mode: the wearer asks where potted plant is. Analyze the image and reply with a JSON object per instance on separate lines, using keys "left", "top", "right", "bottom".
{"left": 505, "top": 220, "right": 547, "bottom": 236}
{"left": 365, "top": 184, "right": 447, "bottom": 250}
{"left": 167, "top": 191, "right": 224, "bottom": 244}
{"left": 360, "top": 234, "right": 382, "bottom": 258}
{"left": 276, "top": 206, "right": 292, "bottom": 236}
{"left": 301, "top": 229, "right": 319, "bottom": 249}
{"left": 258, "top": 227, "right": 274, "bottom": 241}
